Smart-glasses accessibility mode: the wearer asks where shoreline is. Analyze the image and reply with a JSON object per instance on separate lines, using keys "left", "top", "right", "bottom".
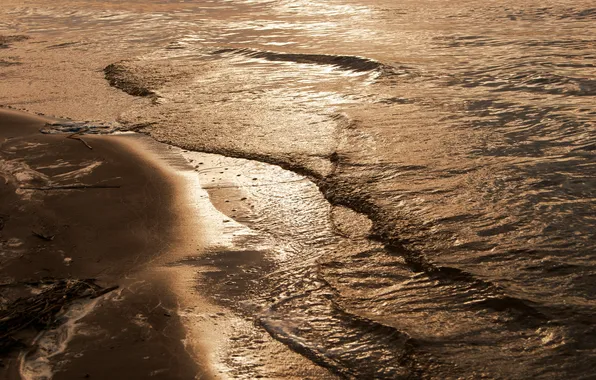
{"left": 2, "top": 0, "right": 595, "bottom": 376}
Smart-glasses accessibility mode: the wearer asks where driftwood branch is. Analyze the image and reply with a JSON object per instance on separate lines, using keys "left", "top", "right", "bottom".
{"left": 32, "top": 230, "right": 55, "bottom": 241}
{"left": 0, "top": 279, "right": 118, "bottom": 352}
{"left": 67, "top": 129, "right": 93, "bottom": 150}
{"left": 68, "top": 134, "right": 93, "bottom": 150}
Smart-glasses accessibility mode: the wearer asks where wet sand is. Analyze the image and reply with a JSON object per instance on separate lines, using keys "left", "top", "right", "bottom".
{"left": 0, "top": 109, "right": 202, "bottom": 379}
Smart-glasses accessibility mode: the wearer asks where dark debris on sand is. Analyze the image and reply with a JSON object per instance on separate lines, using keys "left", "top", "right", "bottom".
{"left": 0, "top": 35, "right": 29, "bottom": 49}
{"left": 0, "top": 278, "right": 117, "bottom": 355}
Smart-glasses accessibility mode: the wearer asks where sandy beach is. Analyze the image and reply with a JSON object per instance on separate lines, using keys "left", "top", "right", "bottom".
{"left": 0, "top": 108, "right": 203, "bottom": 379}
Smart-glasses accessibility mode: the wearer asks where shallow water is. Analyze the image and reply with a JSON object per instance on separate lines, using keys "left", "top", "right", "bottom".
{"left": 1, "top": 0, "right": 595, "bottom": 378}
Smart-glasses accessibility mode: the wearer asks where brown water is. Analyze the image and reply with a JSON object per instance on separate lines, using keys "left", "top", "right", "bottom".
{"left": 1, "top": 0, "right": 595, "bottom": 378}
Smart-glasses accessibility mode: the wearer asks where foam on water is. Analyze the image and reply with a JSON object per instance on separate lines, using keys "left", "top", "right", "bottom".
{"left": 19, "top": 298, "right": 100, "bottom": 380}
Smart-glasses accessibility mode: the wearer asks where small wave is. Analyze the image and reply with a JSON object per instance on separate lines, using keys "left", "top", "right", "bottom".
{"left": 454, "top": 68, "right": 596, "bottom": 96}
{"left": 259, "top": 313, "right": 418, "bottom": 379}
{"left": 382, "top": 242, "right": 549, "bottom": 323}
{"left": 257, "top": 265, "right": 422, "bottom": 379}
{"left": 507, "top": 7, "right": 596, "bottom": 21}
{"left": 212, "top": 48, "right": 390, "bottom": 73}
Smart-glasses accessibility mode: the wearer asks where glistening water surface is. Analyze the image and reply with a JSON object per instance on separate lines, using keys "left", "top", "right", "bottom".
{"left": 0, "top": 0, "right": 595, "bottom": 378}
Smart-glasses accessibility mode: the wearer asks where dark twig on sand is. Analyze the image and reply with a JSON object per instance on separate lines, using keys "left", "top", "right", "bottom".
{"left": 21, "top": 184, "right": 121, "bottom": 190}
{"left": 0, "top": 279, "right": 118, "bottom": 353}
{"left": 32, "top": 230, "right": 55, "bottom": 241}
{"left": 67, "top": 132, "right": 93, "bottom": 150}
{"left": 90, "top": 285, "right": 120, "bottom": 299}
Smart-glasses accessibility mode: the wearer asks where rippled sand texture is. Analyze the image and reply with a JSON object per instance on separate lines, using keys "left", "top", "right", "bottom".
{"left": 1, "top": 0, "right": 595, "bottom": 378}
